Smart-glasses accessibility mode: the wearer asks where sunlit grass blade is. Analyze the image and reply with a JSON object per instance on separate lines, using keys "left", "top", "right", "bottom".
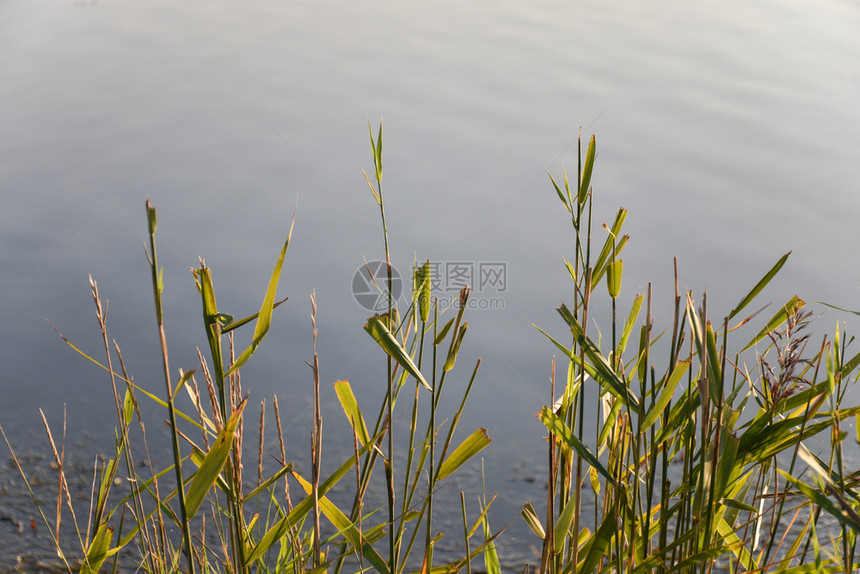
{"left": 728, "top": 251, "right": 791, "bottom": 321}
{"left": 79, "top": 522, "right": 113, "bottom": 574}
{"left": 553, "top": 497, "right": 578, "bottom": 555}
{"left": 220, "top": 296, "right": 289, "bottom": 333}
{"left": 521, "top": 503, "right": 545, "bottom": 539}
{"left": 548, "top": 171, "right": 571, "bottom": 213}
{"left": 780, "top": 470, "right": 860, "bottom": 533}
{"left": 557, "top": 303, "right": 640, "bottom": 409}
{"left": 334, "top": 380, "right": 370, "bottom": 446}
{"left": 185, "top": 397, "right": 247, "bottom": 519}
{"left": 364, "top": 314, "right": 431, "bottom": 391}
{"left": 241, "top": 463, "right": 293, "bottom": 503}
{"left": 641, "top": 360, "right": 690, "bottom": 431}
{"left": 293, "top": 472, "right": 390, "bottom": 574}
{"left": 480, "top": 503, "right": 501, "bottom": 574}
{"left": 589, "top": 207, "right": 627, "bottom": 279}
{"left": 539, "top": 407, "right": 615, "bottom": 486}
{"left": 576, "top": 508, "right": 616, "bottom": 574}
{"left": 433, "top": 318, "right": 455, "bottom": 346}
{"left": 740, "top": 295, "right": 805, "bottom": 352}
{"left": 226, "top": 211, "right": 296, "bottom": 376}
{"left": 443, "top": 323, "right": 468, "bottom": 372}
{"left": 578, "top": 134, "right": 596, "bottom": 204}
{"left": 415, "top": 260, "right": 432, "bottom": 323}
{"left": 436, "top": 428, "right": 491, "bottom": 481}
{"left": 193, "top": 265, "right": 226, "bottom": 396}
{"left": 248, "top": 444, "right": 371, "bottom": 562}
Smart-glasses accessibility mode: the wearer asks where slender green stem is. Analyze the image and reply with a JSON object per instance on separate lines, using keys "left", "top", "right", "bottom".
{"left": 145, "top": 200, "right": 195, "bottom": 574}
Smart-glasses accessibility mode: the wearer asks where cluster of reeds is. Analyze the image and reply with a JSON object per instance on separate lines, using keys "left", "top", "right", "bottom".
{"left": 1, "top": 122, "right": 496, "bottom": 574}
{"left": 4, "top": 126, "right": 860, "bottom": 574}
{"left": 524, "top": 132, "right": 860, "bottom": 573}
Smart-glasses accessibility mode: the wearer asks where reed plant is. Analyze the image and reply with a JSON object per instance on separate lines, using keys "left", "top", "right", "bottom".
{"left": 525, "top": 132, "right": 860, "bottom": 573}
{"left": 3, "top": 126, "right": 860, "bottom": 574}
{"left": 1, "top": 122, "right": 496, "bottom": 574}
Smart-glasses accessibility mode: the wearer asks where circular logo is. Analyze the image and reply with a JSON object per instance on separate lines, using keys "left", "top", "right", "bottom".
{"left": 352, "top": 261, "right": 402, "bottom": 312}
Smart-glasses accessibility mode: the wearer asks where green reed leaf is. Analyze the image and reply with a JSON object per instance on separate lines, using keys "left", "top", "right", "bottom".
{"left": 434, "top": 317, "right": 455, "bottom": 346}
{"left": 557, "top": 303, "right": 640, "bottom": 409}
{"left": 365, "top": 314, "right": 432, "bottom": 391}
{"left": 606, "top": 259, "right": 623, "bottom": 299}
{"left": 185, "top": 398, "right": 247, "bottom": 519}
{"left": 539, "top": 407, "right": 616, "bottom": 486}
{"left": 364, "top": 169, "right": 381, "bottom": 205}
{"left": 241, "top": 462, "right": 293, "bottom": 503}
{"left": 590, "top": 209, "right": 628, "bottom": 288}
{"left": 549, "top": 171, "right": 571, "bottom": 213}
{"left": 415, "top": 260, "right": 432, "bottom": 323}
{"left": 740, "top": 295, "right": 805, "bottom": 353}
{"left": 443, "top": 323, "right": 468, "bottom": 372}
{"left": 579, "top": 134, "right": 596, "bottom": 204}
{"left": 780, "top": 470, "right": 860, "bottom": 533}
{"left": 368, "top": 119, "right": 383, "bottom": 182}
{"left": 521, "top": 502, "right": 545, "bottom": 539}
{"left": 294, "top": 471, "right": 390, "bottom": 574}
{"left": 554, "top": 497, "right": 578, "bottom": 554}
{"left": 728, "top": 252, "right": 791, "bottom": 321}
{"left": 171, "top": 369, "right": 196, "bottom": 401}
{"left": 705, "top": 321, "right": 722, "bottom": 401}
{"left": 334, "top": 379, "right": 370, "bottom": 446}
{"left": 79, "top": 522, "right": 113, "bottom": 574}
{"left": 436, "top": 428, "right": 491, "bottom": 481}
{"left": 641, "top": 360, "right": 690, "bottom": 431}
{"left": 617, "top": 293, "right": 644, "bottom": 357}
{"left": 122, "top": 387, "right": 134, "bottom": 427}
{"left": 577, "top": 507, "right": 616, "bottom": 574}
{"left": 226, "top": 212, "right": 296, "bottom": 377}
{"left": 194, "top": 265, "right": 226, "bottom": 392}
{"left": 220, "top": 297, "right": 288, "bottom": 333}
{"left": 480, "top": 499, "right": 501, "bottom": 574}
{"left": 248, "top": 443, "right": 370, "bottom": 562}
{"left": 713, "top": 430, "right": 739, "bottom": 503}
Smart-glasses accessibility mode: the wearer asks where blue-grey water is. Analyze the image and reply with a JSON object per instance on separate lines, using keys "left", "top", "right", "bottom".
{"left": 2, "top": 0, "right": 860, "bottom": 568}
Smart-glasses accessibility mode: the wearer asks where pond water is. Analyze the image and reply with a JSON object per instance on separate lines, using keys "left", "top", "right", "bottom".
{"left": 2, "top": 0, "right": 860, "bottom": 568}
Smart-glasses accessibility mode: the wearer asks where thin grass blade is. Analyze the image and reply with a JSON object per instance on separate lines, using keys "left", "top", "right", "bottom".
{"left": 226, "top": 212, "right": 296, "bottom": 376}
{"left": 728, "top": 252, "right": 791, "bottom": 321}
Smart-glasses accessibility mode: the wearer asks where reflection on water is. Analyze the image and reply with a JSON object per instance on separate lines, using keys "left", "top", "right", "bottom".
{"left": 2, "top": 0, "right": 860, "bottom": 566}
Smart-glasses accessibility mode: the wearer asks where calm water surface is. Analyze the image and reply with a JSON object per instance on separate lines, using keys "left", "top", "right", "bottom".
{"left": 2, "top": 0, "right": 860, "bottom": 567}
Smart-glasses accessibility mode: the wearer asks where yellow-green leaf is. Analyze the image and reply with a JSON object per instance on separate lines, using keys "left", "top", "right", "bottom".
{"left": 294, "top": 472, "right": 389, "bottom": 574}
{"left": 578, "top": 135, "right": 596, "bottom": 204}
{"left": 436, "top": 428, "right": 490, "bottom": 481}
{"left": 185, "top": 398, "right": 247, "bottom": 518}
{"left": 641, "top": 360, "right": 690, "bottom": 431}
{"left": 414, "top": 260, "right": 432, "bottom": 323}
{"left": 334, "top": 380, "right": 370, "bottom": 446}
{"left": 606, "top": 259, "right": 623, "bottom": 299}
{"left": 521, "top": 503, "right": 545, "bottom": 539}
{"left": 365, "top": 314, "right": 431, "bottom": 391}
{"left": 226, "top": 213, "right": 296, "bottom": 377}
{"left": 79, "top": 522, "right": 113, "bottom": 574}
{"left": 443, "top": 323, "right": 468, "bottom": 372}
{"left": 741, "top": 295, "right": 805, "bottom": 353}
{"left": 540, "top": 407, "right": 616, "bottom": 487}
